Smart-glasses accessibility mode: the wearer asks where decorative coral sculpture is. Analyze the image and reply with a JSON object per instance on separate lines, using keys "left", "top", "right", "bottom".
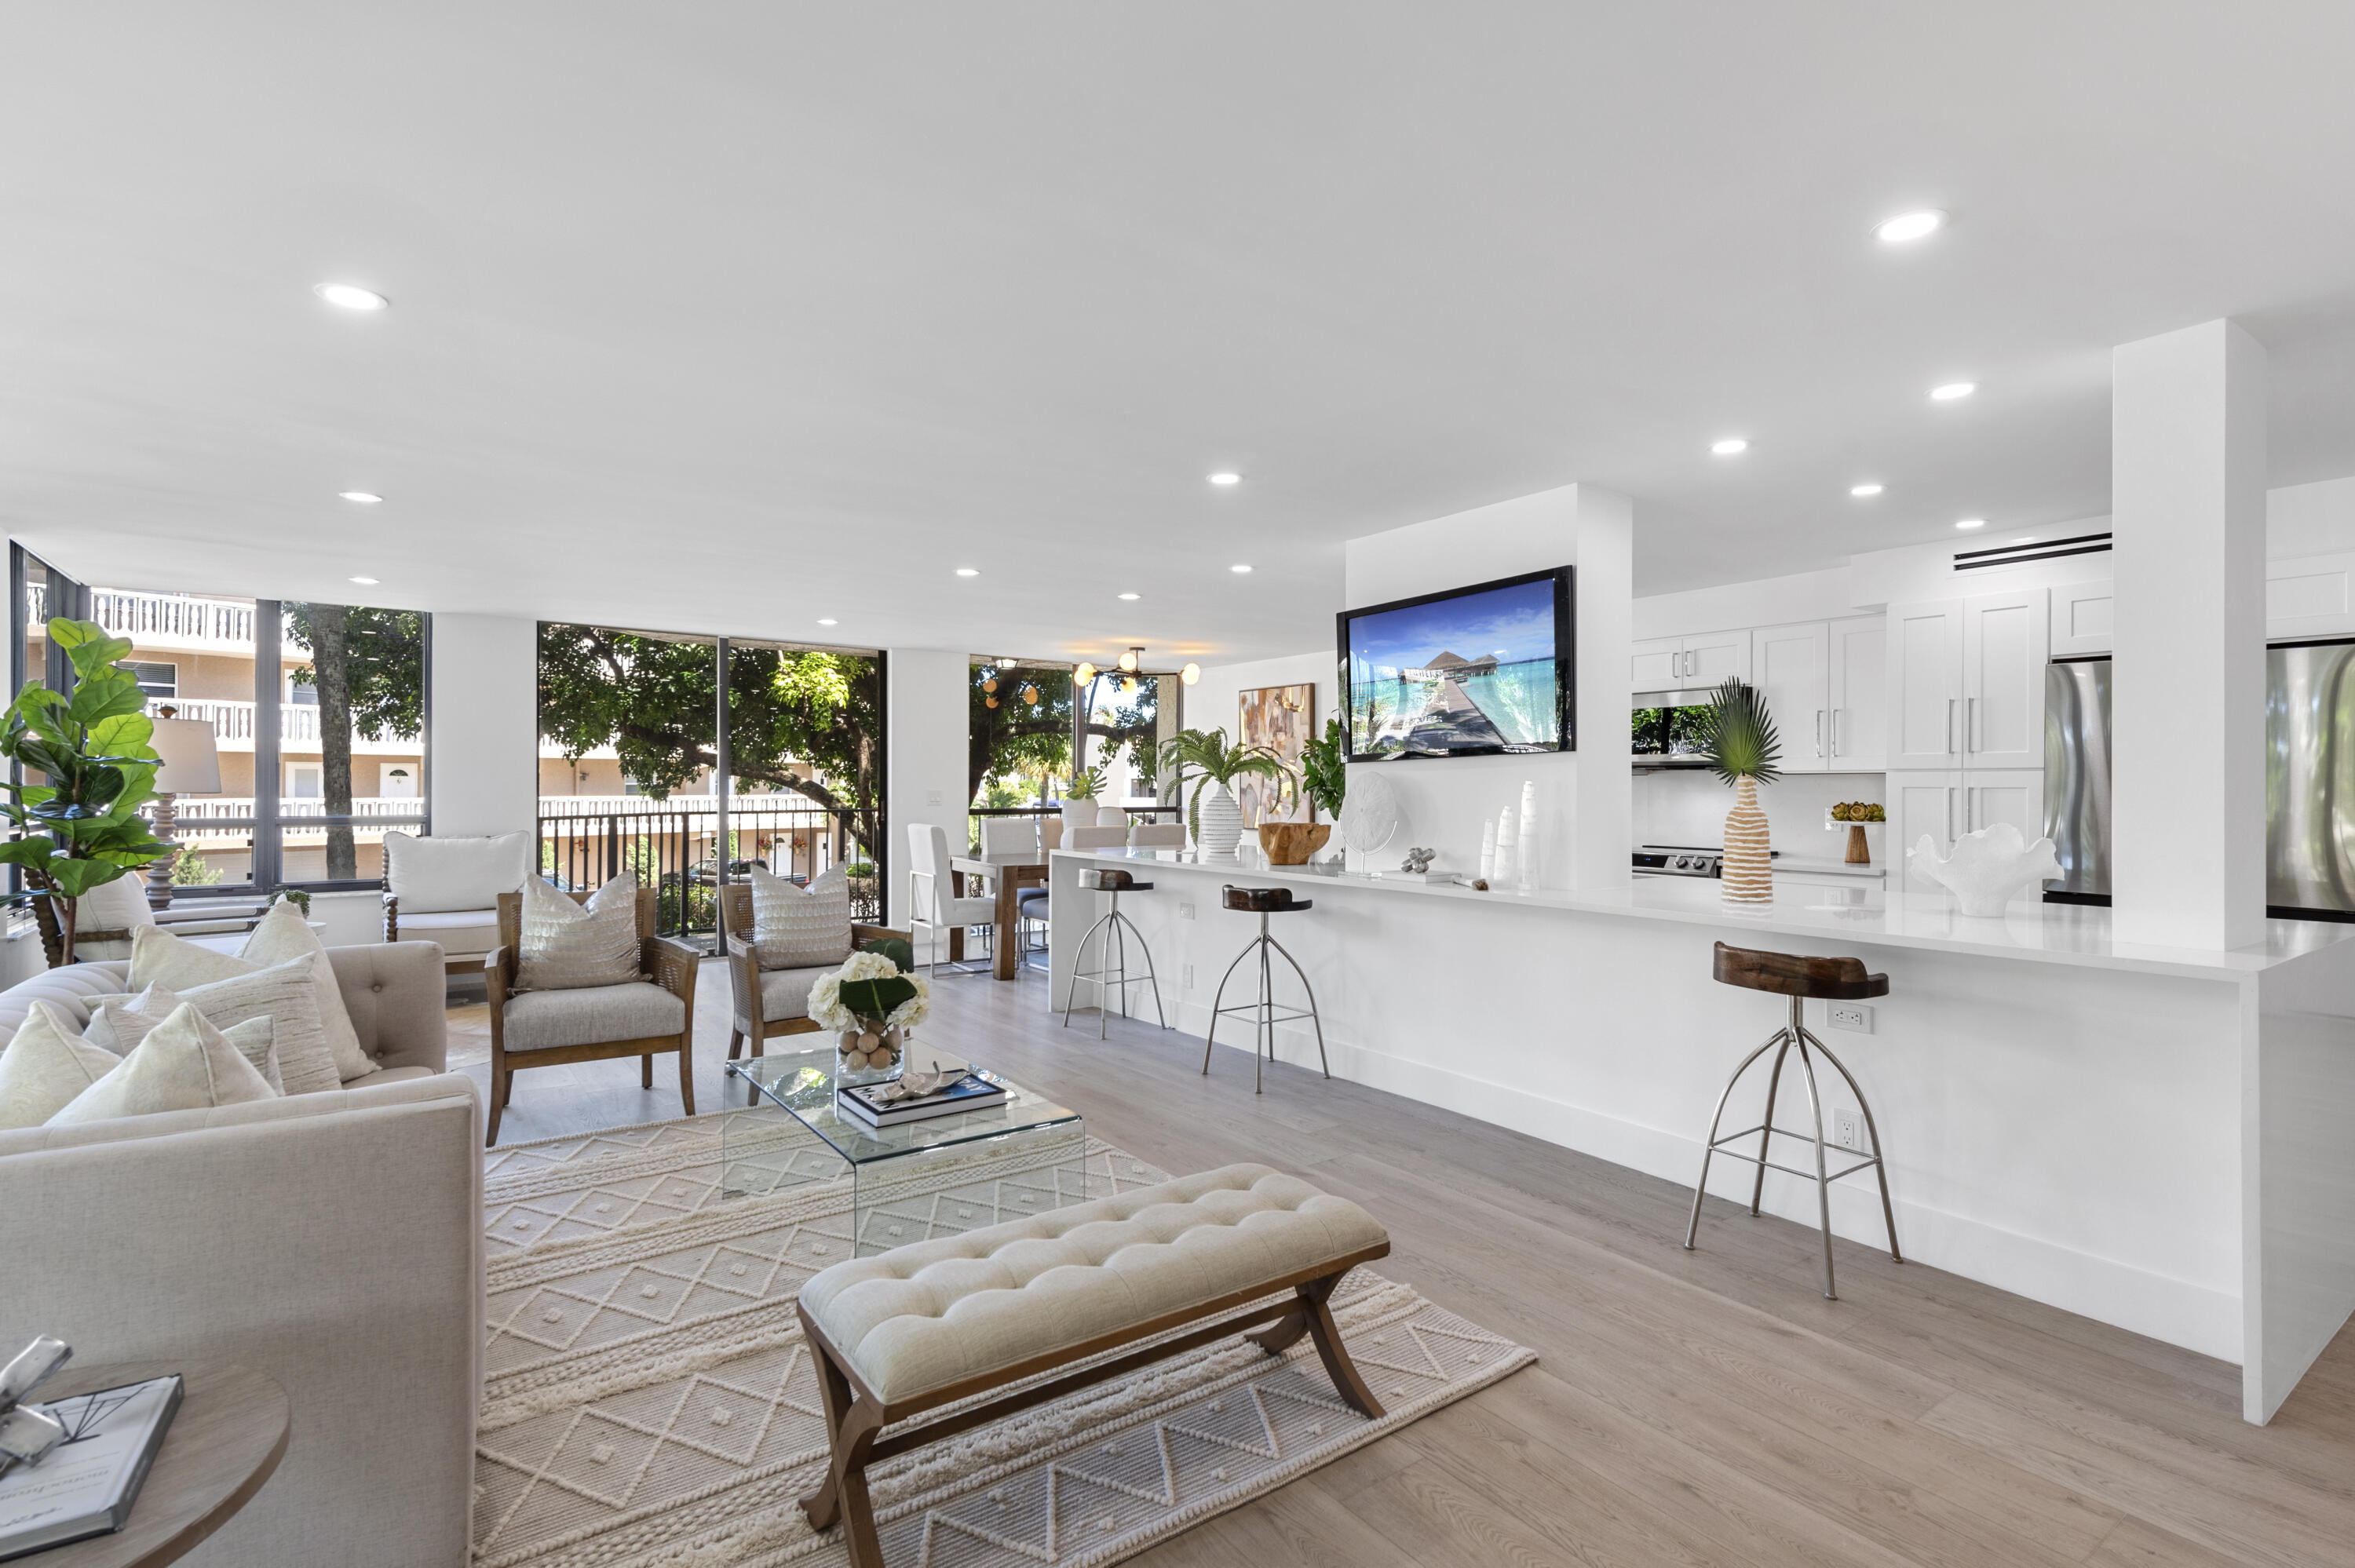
{"left": 1908, "top": 822, "right": 2061, "bottom": 917}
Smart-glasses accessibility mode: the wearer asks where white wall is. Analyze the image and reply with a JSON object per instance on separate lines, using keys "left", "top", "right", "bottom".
{"left": 886, "top": 647, "right": 973, "bottom": 937}
{"left": 1634, "top": 565, "right": 1865, "bottom": 639}
{"left": 1182, "top": 649, "right": 1335, "bottom": 816}
{"left": 1635, "top": 768, "right": 1886, "bottom": 858}
{"left": 429, "top": 614, "right": 538, "bottom": 839}
{"left": 1340, "top": 483, "right": 1626, "bottom": 888}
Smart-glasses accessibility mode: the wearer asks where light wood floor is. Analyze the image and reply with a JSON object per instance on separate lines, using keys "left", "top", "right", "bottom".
{"left": 450, "top": 960, "right": 2355, "bottom": 1568}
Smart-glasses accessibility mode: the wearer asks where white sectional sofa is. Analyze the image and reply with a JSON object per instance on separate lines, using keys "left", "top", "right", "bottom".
{"left": 0, "top": 941, "right": 481, "bottom": 1567}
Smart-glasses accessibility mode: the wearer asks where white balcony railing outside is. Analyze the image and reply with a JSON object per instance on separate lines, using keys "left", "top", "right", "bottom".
{"left": 147, "top": 698, "right": 419, "bottom": 753}
{"left": 27, "top": 585, "right": 261, "bottom": 651}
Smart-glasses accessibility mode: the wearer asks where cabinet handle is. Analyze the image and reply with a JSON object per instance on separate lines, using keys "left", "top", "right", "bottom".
{"left": 1947, "top": 697, "right": 1958, "bottom": 755}
{"left": 1816, "top": 709, "right": 1824, "bottom": 757}
{"left": 1967, "top": 696, "right": 1978, "bottom": 754}
{"left": 1947, "top": 786, "right": 1958, "bottom": 842}
{"left": 1831, "top": 709, "right": 1842, "bottom": 756}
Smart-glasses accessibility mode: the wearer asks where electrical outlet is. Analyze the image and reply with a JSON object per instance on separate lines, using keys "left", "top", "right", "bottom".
{"left": 1833, "top": 1107, "right": 1864, "bottom": 1151}
{"left": 1177, "top": 901, "right": 1196, "bottom": 920}
{"left": 1828, "top": 1001, "right": 1874, "bottom": 1033}
{"left": 925, "top": 789, "right": 943, "bottom": 807}
{"left": 1183, "top": 964, "right": 1196, "bottom": 990}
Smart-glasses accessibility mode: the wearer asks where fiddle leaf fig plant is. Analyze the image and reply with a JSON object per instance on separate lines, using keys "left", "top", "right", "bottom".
{"left": 1, "top": 618, "right": 172, "bottom": 963}
{"left": 1152, "top": 727, "right": 1287, "bottom": 841}
{"left": 1700, "top": 677, "right": 1782, "bottom": 788}
{"left": 1298, "top": 716, "right": 1348, "bottom": 824}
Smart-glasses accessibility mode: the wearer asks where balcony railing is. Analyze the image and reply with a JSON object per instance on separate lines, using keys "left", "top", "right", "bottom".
{"left": 539, "top": 797, "right": 879, "bottom": 940}
{"left": 27, "top": 585, "right": 261, "bottom": 651}
{"left": 167, "top": 797, "right": 429, "bottom": 841}
{"left": 146, "top": 698, "right": 419, "bottom": 750}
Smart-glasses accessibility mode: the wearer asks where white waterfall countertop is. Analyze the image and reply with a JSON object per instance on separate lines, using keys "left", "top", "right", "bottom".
{"left": 1053, "top": 848, "right": 2355, "bottom": 980}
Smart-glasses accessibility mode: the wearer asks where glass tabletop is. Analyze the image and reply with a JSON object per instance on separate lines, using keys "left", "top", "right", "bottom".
{"left": 725, "top": 1048, "right": 1079, "bottom": 1169}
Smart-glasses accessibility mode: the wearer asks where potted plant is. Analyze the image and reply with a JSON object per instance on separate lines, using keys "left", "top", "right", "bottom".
{"left": 1154, "top": 727, "right": 1287, "bottom": 862}
{"left": 1060, "top": 760, "right": 1110, "bottom": 833}
{"left": 1, "top": 618, "right": 173, "bottom": 963}
{"left": 1700, "top": 677, "right": 1781, "bottom": 903}
{"left": 811, "top": 939, "right": 932, "bottom": 1075}
{"left": 1261, "top": 716, "right": 1347, "bottom": 865}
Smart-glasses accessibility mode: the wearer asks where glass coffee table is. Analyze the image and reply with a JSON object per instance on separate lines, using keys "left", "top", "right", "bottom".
{"left": 721, "top": 1047, "right": 1090, "bottom": 1256}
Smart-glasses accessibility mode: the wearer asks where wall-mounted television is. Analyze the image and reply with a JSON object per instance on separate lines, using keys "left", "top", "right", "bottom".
{"left": 1336, "top": 567, "right": 1574, "bottom": 761}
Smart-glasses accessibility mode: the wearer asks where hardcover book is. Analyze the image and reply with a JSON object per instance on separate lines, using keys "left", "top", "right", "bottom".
{"left": 0, "top": 1374, "right": 183, "bottom": 1561}
{"left": 837, "top": 1072, "right": 1008, "bottom": 1127}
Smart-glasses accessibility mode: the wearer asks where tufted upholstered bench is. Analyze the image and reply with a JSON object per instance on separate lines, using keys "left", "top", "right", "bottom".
{"left": 795, "top": 1162, "right": 1391, "bottom": 1566}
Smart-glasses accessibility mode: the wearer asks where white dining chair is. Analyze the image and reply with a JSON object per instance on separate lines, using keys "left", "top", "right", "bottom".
{"left": 1130, "top": 822, "right": 1187, "bottom": 849}
{"left": 1095, "top": 807, "right": 1129, "bottom": 828}
{"left": 980, "top": 817, "right": 1040, "bottom": 858}
{"left": 907, "top": 822, "right": 997, "bottom": 977}
{"left": 1067, "top": 826, "right": 1129, "bottom": 850}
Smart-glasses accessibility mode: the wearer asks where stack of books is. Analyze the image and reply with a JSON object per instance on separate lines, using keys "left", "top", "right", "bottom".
{"left": 836, "top": 1070, "right": 1008, "bottom": 1128}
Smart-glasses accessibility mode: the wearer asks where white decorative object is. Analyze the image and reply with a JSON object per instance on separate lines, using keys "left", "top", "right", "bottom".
{"left": 1479, "top": 819, "right": 1496, "bottom": 882}
{"left": 1516, "top": 782, "right": 1538, "bottom": 888}
{"left": 1338, "top": 769, "right": 1401, "bottom": 866}
{"left": 1060, "top": 798, "right": 1096, "bottom": 833}
{"left": 1494, "top": 807, "right": 1517, "bottom": 890}
{"left": 1908, "top": 822, "right": 2062, "bottom": 917}
{"left": 1195, "top": 786, "right": 1245, "bottom": 861}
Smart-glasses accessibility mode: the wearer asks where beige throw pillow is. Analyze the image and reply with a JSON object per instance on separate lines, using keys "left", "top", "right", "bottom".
{"left": 49, "top": 1003, "right": 276, "bottom": 1125}
{"left": 517, "top": 875, "right": 641, "bottom": 991}
{"left": 749, "top": 863, "right": 853, "bottom": 971}
{"left": 88, "top": 987, "right": 281, "bottom": 1093}
{"left": 0, "top": 1002, "right": 122, "bottom": 1129}
{"left": 167, "top": 956, "right": 341, "bottom": 1096}
{"left": 127, "top": 906, "right": 372, "bottom": 1081}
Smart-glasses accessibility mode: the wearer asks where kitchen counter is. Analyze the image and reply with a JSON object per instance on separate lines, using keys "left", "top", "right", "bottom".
{"left": 1046, "top": 848, "right": 2355, "bottom": 1424}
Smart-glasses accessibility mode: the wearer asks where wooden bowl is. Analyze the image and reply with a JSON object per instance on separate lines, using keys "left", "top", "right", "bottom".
{"left": 1257, "top": 822, "right": 1332, "bottom": 865}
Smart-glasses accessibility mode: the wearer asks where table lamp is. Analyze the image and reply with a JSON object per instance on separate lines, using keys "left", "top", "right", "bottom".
{"left": 144, "top": 708, "right": 223, "bottom": 910}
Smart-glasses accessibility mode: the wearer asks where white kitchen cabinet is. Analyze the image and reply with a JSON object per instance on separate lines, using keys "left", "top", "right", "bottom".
{"left": 1827, "top": 614, "right": 1886, "bottom": 771}
{"left": 1962, "top": 589, "right": 2049, "bottom": 769}
{"left": 1962, "top": 768, "right": 2044, "bottom": 842}
{"left": 1887, "top": 599, "right": 1964, "bottom": 768}
{"left": 1886, "top": 771, "right": 1962, "bottom": 879}
{"left": 1630, "top": 636, "right": 1685, "bottom": 690}
{"left": 1631, "top": 629, "right": 1752, "bottom": 690}
{"left": 2267, "top": 551, "right": 2355, "bottom": 640}
{"left": 2050, "top": 581, "right": 2115, "bottom": 658}
{"left": 1753, "top": 621, "right": 1829, "bottom": 771}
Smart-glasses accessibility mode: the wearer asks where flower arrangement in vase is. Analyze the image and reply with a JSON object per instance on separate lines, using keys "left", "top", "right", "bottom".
{"left": 1700, "top": 677, "right": 1781, "bottom": 904}
{"left": 811, "top": 941, "right": 932, "bottom": 1075}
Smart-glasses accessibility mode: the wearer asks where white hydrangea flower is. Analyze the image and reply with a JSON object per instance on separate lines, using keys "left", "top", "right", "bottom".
{"left": 809, "top": 951, "right": 931, "bottom": 1033}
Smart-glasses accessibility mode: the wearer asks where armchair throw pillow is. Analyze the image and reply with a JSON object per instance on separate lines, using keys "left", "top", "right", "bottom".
{"left": 748, "top": 864, "right": 853, "bottom": 971}
{"left": 517, "top": 874, "right": 642, "bottom": 991}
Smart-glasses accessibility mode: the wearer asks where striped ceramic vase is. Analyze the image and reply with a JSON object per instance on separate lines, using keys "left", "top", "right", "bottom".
{"left": 1722, "top": 776, "right": 1773, "bottom": 903}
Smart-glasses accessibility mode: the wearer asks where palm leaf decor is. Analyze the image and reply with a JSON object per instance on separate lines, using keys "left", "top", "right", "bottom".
{"left": 1700, "top": 677, "right": 1781, "bottom": 787}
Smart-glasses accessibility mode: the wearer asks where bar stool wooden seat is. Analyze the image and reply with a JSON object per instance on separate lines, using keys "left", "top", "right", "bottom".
{"left": 1203, "top": 885, "right": 1329, "bottom": 1093}
{"left": 1060, "top": 866, "right": 1168, "bottom": 1035}
{"left": 1683, "top": 940, "right": 1901, "bottom": 1298}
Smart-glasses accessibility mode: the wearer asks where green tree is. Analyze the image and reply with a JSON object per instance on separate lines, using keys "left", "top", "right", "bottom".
{"left": 968, "top": 664, "right": 1156, "bottom": 804}
{"left": 535, "top": 625, "right": 885, "bottom": 862}
{"left": 286, "top": 604, "right": 425, "bottom": 880}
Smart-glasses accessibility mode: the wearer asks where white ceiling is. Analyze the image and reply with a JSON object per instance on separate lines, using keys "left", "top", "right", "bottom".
{"left": 7, "top": 3, "right": 2355, "bottom": 665}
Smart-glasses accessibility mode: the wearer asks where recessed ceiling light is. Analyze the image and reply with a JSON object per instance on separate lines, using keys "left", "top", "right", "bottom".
{"left": 955, "top": 567, "right": 980, "bottom": 577}
{"left": 1207, "top": 472, "right": 1241, "bottom": 486}
{"left": 816, "top": 618, "right": 838, "bottom": 626}
{"left": 338, "top": 490, "right": 382, "bottom": 505}
{"left": 2012, "top": 536, "right": 2036, "bottom": 545}
{"left": 1930, "top": 381, "right": 1977, "bottom": 402}
{"left": 1117, "top": 592, "right": 1140, "bottom": 600}
{"left": 349, "top": 575, "right": 380, "bottom": 585}
{"left": 1711, "top": 438, "right": 1749, "bottom": 456}
{"left": 1874, "top": 210, "right": 1947, "bottom": 243}
{"left": 1229, "top": 563, "right": 1252, "bottom": 574}
{"left": 1955, "top": 518, "right": 1986, "bottom": 531}
{"left": 1849, "top": 483, "right": 1885, "bottom": 498}
{"left": 315, "top": 283, "right": 388, "bottom": 311}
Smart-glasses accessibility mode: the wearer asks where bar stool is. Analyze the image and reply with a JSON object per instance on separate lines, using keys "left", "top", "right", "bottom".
{"left": 1204, "top": 885, "right": 1329, "bottom": 1093}
{"left": 1683, "top": 941, "right": 1900, "bottom": 1299}
{"left": 1060, "top": 866, "right": 1167, "bottom": 1035}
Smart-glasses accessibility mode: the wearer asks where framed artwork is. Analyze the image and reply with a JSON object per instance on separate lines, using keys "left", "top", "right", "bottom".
{"left": 1237, "top": 682, "right": 1314, "bottom": 828}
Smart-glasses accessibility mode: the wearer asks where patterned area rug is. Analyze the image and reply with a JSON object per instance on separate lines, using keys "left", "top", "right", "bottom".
{"left": 476, "top": 1114, "right": 1535, "bottom": 1567}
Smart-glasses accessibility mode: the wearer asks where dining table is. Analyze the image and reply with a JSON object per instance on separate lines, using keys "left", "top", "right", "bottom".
{"left": 949, "top": 850, "right": 1050, "bottom": 980}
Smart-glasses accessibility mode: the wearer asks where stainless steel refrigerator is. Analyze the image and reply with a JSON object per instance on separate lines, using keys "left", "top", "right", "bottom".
{"left": 2039, "top": 642, "right": 2355, "bottom": 918}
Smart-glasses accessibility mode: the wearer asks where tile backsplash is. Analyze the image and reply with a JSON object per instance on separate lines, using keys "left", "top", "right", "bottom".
{"left": 1634, "top": 769, "right": 1885, "bottom": 859}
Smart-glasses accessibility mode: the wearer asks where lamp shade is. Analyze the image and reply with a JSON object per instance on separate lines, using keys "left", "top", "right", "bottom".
{"left": 148, "top": 717, "right": 221, "bottom": 795}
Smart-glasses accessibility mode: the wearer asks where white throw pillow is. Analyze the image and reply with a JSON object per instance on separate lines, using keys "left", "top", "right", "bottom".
{"left": 0, "top": 1002, "right": 122, "bottom": 1129}
{"left": 385, "top": 830, "right": 532, "bottom": 914}
{"left": 158, "top": 955, "right": 341, "bottom": 1095}
{"left": 128, "top": 906, "right": 371, "bottom": 1082}
{"left": 86, "top": 986, "right": 280, "bottom": 1093}
{"left": 517, "top": 875, "right": 641, "bottom": 991}
{"left": 48, "top": 1003, "right": 276, "bottom": 1125}
{"left": 76, "top": 873, "right": 159, "bottom": 935}
{"left": 748, "top": 864, "right": 853, "bottom": 971}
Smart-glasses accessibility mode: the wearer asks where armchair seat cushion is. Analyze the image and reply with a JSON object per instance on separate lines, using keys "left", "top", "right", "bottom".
{"left": 502, "top": 982, "right": 684, "bottom": 1052}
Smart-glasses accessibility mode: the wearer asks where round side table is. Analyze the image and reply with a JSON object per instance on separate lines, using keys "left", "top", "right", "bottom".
{"left": 27, "top": 1360, "right": 288, "bottom": 1568}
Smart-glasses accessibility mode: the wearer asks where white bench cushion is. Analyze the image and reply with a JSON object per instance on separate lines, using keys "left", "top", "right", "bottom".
{"left": 501, "top": 982, "right": 682, "bottom": 1052}
{"left": 392, "top": 909, "right": 500, "bottom": 958}
{"left": 798, "top": 1163, "right": 1386, "bottom": 1405}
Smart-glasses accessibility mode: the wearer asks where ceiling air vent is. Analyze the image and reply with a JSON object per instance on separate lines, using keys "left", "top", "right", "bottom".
{"left": 1955, "top": 531, "right": 2112, "bottom": 571}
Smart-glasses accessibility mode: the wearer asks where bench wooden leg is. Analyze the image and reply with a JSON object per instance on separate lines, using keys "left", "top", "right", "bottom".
{"left": 641, "top": 1052, "right": 654, "bottom": 1088}
{"left": 801, "top": 1329, "right": 888, "bottom": 1568}
{"left": 1298, "top": 1273, "right": 1385, "bottom": 1420}
{"left": 1246, "top": 1304, "right": 1312, "bottom": 1357}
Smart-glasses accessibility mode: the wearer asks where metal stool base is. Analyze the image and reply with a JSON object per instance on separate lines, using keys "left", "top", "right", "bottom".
{"left": 1059, "top": 896, "right": 1167, "bottom": 1037}
{"left": 1682, "top": 993, "right": 1901, "bottom": 1299}
{"left": 1203, "top": 913, "right": 1329, "bottom": 1093}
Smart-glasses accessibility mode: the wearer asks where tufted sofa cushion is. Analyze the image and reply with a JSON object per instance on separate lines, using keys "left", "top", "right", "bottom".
{"left": 799, "top": 1163, "right": 1388, "bottom": 1405}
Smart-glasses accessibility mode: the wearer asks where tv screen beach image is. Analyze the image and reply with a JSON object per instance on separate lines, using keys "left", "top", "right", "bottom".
{"left": 1345, "top": 576, "right": 1563, "bottom": 756}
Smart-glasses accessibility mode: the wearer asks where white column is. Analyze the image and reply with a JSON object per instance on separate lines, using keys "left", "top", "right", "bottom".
{"left": 1572, "top": 485, "right": 1634, "bottom": 892}
{"left": 429, "top": 614, "right": 538, "bottom": 838}
{"left": 885, "top": 647, "right": 973, "bottom": 935}
{"left": 2111, "top": 319, "right": 2268, "bottom": 950}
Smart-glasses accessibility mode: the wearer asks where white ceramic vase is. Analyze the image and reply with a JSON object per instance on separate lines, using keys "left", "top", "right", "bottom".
{"left": 1909, "top": 822, "right": 2061, "bottom": 917}
{"left": 1059, "top": 798, "right": 1095, "bottom": 833}
{"left": 1196, "top": 786, "right": 1244, "bottom": 860}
